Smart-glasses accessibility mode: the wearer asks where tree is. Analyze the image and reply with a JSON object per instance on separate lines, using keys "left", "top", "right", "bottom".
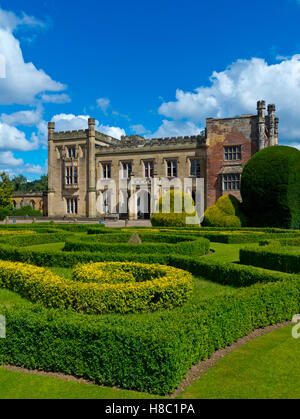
{"left": 10, "top": 174, "right": 48, "bottom": 193}
{"left": 11, "top": 175, "right": 28, "bottom": 193}
{"left": 0, "top": 172, "right": 13, "bottom": 209}
{"left": 32, "top": 175, "right": 48, "bottom": 192}
{"left": 241, "top": 146, "right": 300, "bottom": 229}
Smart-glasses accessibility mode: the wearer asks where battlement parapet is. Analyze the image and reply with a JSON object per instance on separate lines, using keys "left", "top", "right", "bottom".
{"left": 96, "top": 133, "right": 206, "bottom": 154}
{"left": 53, "top": 130, "right": 88, "bottom": 140}
{"left": 114, "top": 133, "right": 206, "bottom": 149}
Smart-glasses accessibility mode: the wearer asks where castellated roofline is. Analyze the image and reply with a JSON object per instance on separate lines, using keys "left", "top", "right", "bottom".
{"left": 53, "top": 129, "right": 88, "bottom": 139}
{"left": 52, "top": 129, "right": 120, "bottom": 144}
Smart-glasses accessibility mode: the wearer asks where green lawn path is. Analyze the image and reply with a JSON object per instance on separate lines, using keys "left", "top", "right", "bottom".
{"left": 0, "top": 368, "right": 162, "bottom": 399}
{"left": 178, "top": 326, "right": 300, "bottom": 399}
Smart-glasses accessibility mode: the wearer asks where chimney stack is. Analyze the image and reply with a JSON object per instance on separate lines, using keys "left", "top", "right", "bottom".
{"left": 257, "top": 100, "right": 266, "bottom": 150}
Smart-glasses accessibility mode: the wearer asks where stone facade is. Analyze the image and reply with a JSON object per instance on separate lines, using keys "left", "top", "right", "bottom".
{"left": 12, "top": 192, "right": 48, "bottom": 216}
{"left": 47, "top": 100, "right": 278, "bottom": 219}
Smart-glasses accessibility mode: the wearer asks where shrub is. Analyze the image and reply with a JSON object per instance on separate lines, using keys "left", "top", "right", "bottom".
{"left": 203, "top": 194, "right": 247, "bottom": 227}
{"left": 0, "top": 274, "right": 299, "bottom": 394}
{"left": 0, "top": 207, "right": 11, "bottom": 221}
{"left": 151, "top": 190, "right": 199, "bottom": 227}
{"left": 241, "top": 146, "right": 300, "bottom": 228}
{"left": 240, "top": 245, "right": 300, "bottom": 274}
{"left": 64, "top": 235, "right": 210, "bottom": 256}
{"left": 11, "top": 205, "right": 43, "bottom": 217}
{"left": 0, "top": 260, "right": 193, "bottom": 314}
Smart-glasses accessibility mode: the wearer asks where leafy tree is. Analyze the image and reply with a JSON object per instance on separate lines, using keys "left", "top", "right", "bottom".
{"left": 0, "top": 172, "right": 13, "bottom": 209}
{"left": 31, "top": 175, "right": 48, "bottom": 192}
{"left": 11, "top": 175, "right": 28, "bottom": 193}
{"left": 11, "top": 174, "right": 48, "bottom": 193}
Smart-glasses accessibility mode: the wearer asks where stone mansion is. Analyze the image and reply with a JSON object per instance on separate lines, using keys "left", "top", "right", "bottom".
{"left": 47, "top": 100, "right": 278, "bottom": 219}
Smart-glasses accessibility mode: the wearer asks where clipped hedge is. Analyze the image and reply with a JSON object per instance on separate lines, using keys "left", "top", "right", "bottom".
{"left": 203, "top": 194, "right": 247, "bottom": 227}
{"left": 63, "top": 236, "right": 210, "bottom": 256}
{"left": 0, "top": 232, "right": 74, "bottom": 247}
{"left": 0, "top": 239, "right": 297, "bottom": 288}
{"left": 241, "top": 145, "right": 300, "bottom": 228}
{"left": 0, "top": 260, "right": 193, "bottom": 314}
{"left": 151, "top": 190, "right": 199, "bottom": 227}
{"left": 240, "top": 245, "right": 300, "bottom": 274}
{"left": 0, "top": 274, "right": 299, "bottom": 394}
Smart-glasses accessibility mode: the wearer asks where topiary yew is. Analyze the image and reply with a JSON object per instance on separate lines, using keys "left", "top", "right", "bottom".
{"left": 202, "top": 194, "right": 247, "bottom": 227}
{"left": 151, "top": 190, "right": 199, "bottom": 227}
{"left": 241, "top": 146, "right": 300, "bottom": 229}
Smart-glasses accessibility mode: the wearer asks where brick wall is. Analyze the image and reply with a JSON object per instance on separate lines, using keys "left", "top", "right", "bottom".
{"left": 206, "top": 116, "right": 258, "bottom": 208}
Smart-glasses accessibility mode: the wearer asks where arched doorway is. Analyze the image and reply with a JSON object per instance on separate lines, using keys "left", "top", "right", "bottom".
{"left": 136, "top": 190, "right": 151, "bottom": 219}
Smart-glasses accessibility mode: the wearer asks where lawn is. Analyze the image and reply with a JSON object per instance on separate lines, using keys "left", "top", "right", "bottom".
{"left": 208, "top": 242, "right": 259, "bottom": 263}
{"left": 1, "top": 325, "right": 298, "bottom": 399}
{"left": 0, "top": 368, "right": 162, "bottom": 399}
{"left": 178, "top": 326, "right": 300, "bottom": 399}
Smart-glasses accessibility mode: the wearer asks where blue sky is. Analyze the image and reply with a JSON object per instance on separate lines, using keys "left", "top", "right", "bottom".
{"left": 1, "top": 0, "right": 300, "bottom": 179}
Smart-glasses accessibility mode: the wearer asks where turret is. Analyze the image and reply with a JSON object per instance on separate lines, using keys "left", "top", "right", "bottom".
{"left": 267, "top": 104, "right": 276, "bottom": 146}
{"left": 87, "top": 118, "right": 96, "bottom": 218}
{"left": 257, "top": 100, "right": 266, "bottom": 150}
{"left": 48, "top": 121, "right": 55, "bottom": 216}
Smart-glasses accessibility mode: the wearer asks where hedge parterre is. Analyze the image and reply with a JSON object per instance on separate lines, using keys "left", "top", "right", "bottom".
{"left": 0, "top": 260, "right": 193, "bottom": 314}
{"left": 0, "top": 273, "right": 299, "bottom": 394}
{"left": 240, "top": 244, "right": 300, "bottom": 274}
{"left": 0, "top": 225, "right": 299, "bottom": 394}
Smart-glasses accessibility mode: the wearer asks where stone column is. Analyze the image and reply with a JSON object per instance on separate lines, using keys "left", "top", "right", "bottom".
{"left": 268, "top": 104, "right": 276, "bottom": 146}
{"left": 87, "top": 118, "right": 96, "bottom": 218}
{"left": 257, "top": 100, "right": 266, "bottom": 150}
{"left": 128, "top": 173, "right": 138, "bottom": 221}
{"left": 48, "top": 122, "right": 55, "bottom": 217}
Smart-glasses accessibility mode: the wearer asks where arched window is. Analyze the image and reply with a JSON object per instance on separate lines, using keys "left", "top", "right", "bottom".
{"left": 12, "top": 200, "right": 17, "bottom": 209}
{"left": 30, "top": 200, "right": 36, "bottom": 210}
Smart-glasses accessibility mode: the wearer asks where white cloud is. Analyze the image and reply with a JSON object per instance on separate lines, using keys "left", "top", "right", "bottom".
{"left": 130, "top": 124, "right": 150, "bottom": 135}
{"left": 0, "top": 8, "right": 45, "bottom": 32}
{"left": 51, "top": 114, "right": 90, "bottom": 131}
{"left": 51, "top": 114, "right": 126, "bottom": 140}
{"left": 149, "top": 120, "right": 202, "bottom": 139}
{"left": 0, "top": 7, "right": 66, "bottom": 105}
{"left": 41, "top": 93, "right": 71, "bottom": 104}
{"left": 157, "top": 55, "right": 300, "bottom": 144}
{"left": 0, "top": 155, "right": 47, "bottom": 177}
{"left": 97, "top": 98, "right": 110, "bottom": 114}
{"left": 23, "top": 163, "right": 46, "bottom": 175}
{"left": 0, "top": 122, "right": 39, "bottom": 151}
{"left": 0, "top": 151, "right": 23, "bottom": 167}
{"left": 99, "top": 125, "right": 125, "bottom": 139}
{"left": 1, "top": 108, "right": 42, "bottom": 126}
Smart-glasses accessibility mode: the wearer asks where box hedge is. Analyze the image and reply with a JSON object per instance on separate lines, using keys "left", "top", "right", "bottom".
{"left": 240, "top": 245, "right": 300, "bottom": 274}
{"left": 0, "top": 275, "right": 299, "bottom": 394}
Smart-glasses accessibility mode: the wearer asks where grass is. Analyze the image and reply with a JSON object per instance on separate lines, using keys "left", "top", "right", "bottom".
{"left": 1, "top": 325, "right": 298, "bottom": 399}
{"left": 25, "top": 242, "right": 65, "bottom": 251}
{"left": 0, "top": 230, "right": 297, "bottom": 399}
{"left": 178, "top": 326, "right": 300, "bottom": 399}
{"left": 0, "top": 368, "right": 162, "bottom": 399}
{"left": 207, "top": 242, "right": 259, "bottom": 263}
